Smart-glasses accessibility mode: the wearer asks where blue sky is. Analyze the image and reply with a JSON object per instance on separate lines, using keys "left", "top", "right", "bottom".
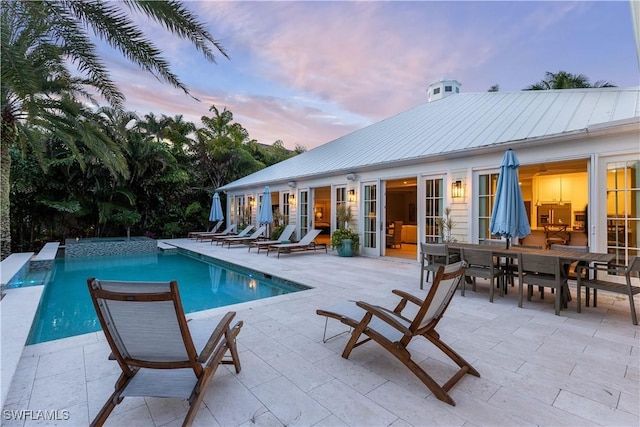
{"left": 102, "top": 1, "right": 639, "bottom": 150}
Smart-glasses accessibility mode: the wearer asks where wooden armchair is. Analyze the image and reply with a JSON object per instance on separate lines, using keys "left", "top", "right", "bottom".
{"left": 317, "top": 262, "right": 479, "bottom": 406}
{"left": 544, "top": 224, "right": 570, "bottom": 248}
{"left": 87, "top": 278, "right": 243, "bottom": 427}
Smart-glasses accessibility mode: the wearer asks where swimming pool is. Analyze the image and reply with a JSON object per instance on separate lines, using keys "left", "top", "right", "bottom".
{"left": 25, "top": 250, "right": 310, "bottom": 344}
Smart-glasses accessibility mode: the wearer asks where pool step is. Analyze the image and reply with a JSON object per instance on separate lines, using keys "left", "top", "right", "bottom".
{"left": 1, "top": 253, "right": 35, "bottom": 288}
{"left": 158, "top": 241, "right": 177, "bottom": 251}
{"left": 33, "top": 242, "right": 60, "bottom": 261}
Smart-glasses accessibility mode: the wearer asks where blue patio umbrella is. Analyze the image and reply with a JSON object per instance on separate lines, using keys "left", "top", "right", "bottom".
{"left": 489, "top": 149, "right": 531, "bottom": 248}
{"left": 209, "top": 193, "right": 224, "bottom": 223}
{"left": 258, "top": 186, "right": 273, "bottom": 226}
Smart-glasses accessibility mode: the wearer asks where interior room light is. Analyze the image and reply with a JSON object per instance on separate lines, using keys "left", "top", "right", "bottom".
{"left": 451, "top": 180, "right": 464, "bottom": 199}
{"left": 348, "top": 189, "right": 356, "bottom": 202}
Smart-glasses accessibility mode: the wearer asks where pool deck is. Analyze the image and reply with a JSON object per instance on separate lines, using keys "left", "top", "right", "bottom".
{"left": 1, "top": 238, "right": 638, "bottom": 426}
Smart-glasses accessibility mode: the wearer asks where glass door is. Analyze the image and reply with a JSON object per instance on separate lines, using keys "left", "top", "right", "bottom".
{"left": 362, "top": 182, "right": 378, "bottom": 256}
{"left": 299, "top": 189, "right": 310, "bottom": 238}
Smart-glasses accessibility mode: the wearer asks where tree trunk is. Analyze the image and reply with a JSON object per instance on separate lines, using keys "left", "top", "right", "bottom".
{"left": 1, "top": 114, "right": 16, "bottom": 260}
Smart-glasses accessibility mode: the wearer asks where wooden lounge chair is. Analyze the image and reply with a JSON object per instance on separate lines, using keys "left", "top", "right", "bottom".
{"left": 248, "top": 224, "right": 296, "bottom": 253}
{"left": 195, "top": 223, "right": 237, "bottom": 241}
{"left": 222, "top": 225, "right": 266, "bottom": 248}
{"left": 87, "top": 278, "right": 242, "bottom": 427}
{"left": 211, "top": 225, "right": 254, "bottom": 245}
{"left": 267, "top": 229, "right": 326, "bottom": 258}
{"left": 187, "top": 220, "right": 223, "bottom": 239}
{"left": 316, "top": 261, "right": 479, "bottom": 406}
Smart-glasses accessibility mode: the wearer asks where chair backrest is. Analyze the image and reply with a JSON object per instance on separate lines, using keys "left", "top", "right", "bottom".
{"left": 518, "top": 253, "right": 561, "bottom": 277}
{"left": 220, "top": 223, "right": 237, "bottom": 234}
{"left": 209, "top": 221, "right": 223, "bottom": 233}
{"left": 299, "top": 229, "right": 322, "bottom": 245}
{"left": 415, "top": 261, "right": 465, "bottom": 330}
{"left": 420, "top": 242, "right": 448, "bottom": 258}
{"left": 87, "top": 279, "right": 199, "bottom": 374}
{"left": 248, "top": 225, "right": 266, "bottom": 238}
{"left": 278, "top": 224, "right": 296, "bottom": 242}
{"left": 461, "top": 247, "right": 493, "bottom": 268}
{"left": 236, "top": 225, "right": 254, "bottom": 237}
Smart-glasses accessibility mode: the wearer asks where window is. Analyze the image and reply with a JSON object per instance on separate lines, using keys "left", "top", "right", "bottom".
{"left": 445, "top": 85, "right": 452, "bottom": 92}
{"left": 606, "top": 160, "right": 639, "bottom": 264}
{"left": 424, "top": 178, "right": 444, "bottom": 242}
{"left": 433, "top": 87, "right": 440, "bottom": 95}
{"left": 478, "top": 173, "right": 499, "bottom": 242}
{"left": 455, "top": 87, "right": 460, "bottom": 93}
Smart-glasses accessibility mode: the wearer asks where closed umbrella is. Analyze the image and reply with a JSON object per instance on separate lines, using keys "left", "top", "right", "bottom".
{"left": 489, "top": 149, "right": 531, "bottom": 248}
{"left": 209, "top": 192, "right": 224, "bottom": 224}
{"left": 258, "top": 186, "right": 273, "bottom": 225}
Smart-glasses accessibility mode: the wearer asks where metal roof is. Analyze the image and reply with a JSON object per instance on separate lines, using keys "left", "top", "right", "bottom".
{"left": 219, "top": 87, "right": 640, "bottom": 191}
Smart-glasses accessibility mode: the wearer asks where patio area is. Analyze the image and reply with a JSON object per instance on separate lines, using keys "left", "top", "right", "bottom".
{"left": 2, "top": 238, "right": 638, "bottom": 426}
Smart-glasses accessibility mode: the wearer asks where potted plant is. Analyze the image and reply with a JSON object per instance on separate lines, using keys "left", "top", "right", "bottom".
{"left": 331, "top": 204, "right": 359, "bottom": 256}
{"left": 436, "top": 207, "right": 456, "bottom": 243}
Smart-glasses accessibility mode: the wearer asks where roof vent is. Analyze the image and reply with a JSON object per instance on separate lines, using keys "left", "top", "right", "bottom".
{"left": 427, "top": 78, "right": 461, "bottom": 102}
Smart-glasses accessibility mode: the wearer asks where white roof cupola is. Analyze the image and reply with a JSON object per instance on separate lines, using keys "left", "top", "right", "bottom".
{"left": 427, "top": 78, "right": 461, "bottom": 102}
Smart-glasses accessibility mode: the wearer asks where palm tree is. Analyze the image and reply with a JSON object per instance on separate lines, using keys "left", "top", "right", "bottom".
{"left": 1, "top": 0, "right": 228, "bottom": 258}
{"left": 525, "top": 71, "right": 615, "bottom": 90}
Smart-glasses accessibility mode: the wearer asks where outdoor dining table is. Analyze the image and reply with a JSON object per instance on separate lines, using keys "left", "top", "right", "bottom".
{"left": 447, "top": 242, "right": 616, "bottom": 307}
{"left": 448, "top": 242, "right": 614, "bottom": 265}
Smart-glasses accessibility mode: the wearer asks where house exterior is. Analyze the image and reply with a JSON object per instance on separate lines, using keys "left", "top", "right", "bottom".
{"left": 218, "top": 82, "right": 640, "bottom": 264}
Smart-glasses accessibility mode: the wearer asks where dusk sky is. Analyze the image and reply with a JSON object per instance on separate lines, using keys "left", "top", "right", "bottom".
{"left": 101, "top": 1, "right": 639, "bottom": 150}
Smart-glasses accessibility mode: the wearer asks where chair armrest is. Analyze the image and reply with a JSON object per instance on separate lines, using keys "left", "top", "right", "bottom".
{"left": 391, "top": 289, "right": 424, "bottom": 307}
{"left": 356, "top": 301, "right": 412, "bottom": 335}
{"left": 577, "top": 263, "right": 628, "bottom": 278}
{"left": 197, "top": 311, "right": 236, "bottom": 363}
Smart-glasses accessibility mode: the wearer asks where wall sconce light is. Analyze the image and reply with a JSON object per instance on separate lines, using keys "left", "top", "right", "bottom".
{"left": 348, "top": 189, "right": 356, "bottom": 202}
{"left": 288, "top": 193, "right": 295, "bottom": 203}
{"left": 451, "top": 180, "right": 464, "bottom": 199}
{"left": 249, "top": 197, "right": 256, "bottom": 207}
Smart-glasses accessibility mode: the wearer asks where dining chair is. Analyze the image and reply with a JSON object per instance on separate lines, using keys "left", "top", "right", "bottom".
{"left": 460, "top": 247, "right": 502, "bottom": 302}
{"left": 419, "top": 243, "right": 459, "bottom": 289}
{"left": 502, "top": 244, "right": 544, "bottom": 288}
{"left": 550, "top": 244, "right": 589, "bottom": 282}
{"left": 517, "top": 252, "right": 566, "bottom": 315}
{"left": 576, "top": 257, "right": 640, "bottom": 325}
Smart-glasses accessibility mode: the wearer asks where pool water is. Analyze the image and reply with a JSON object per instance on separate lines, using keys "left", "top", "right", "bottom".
{"left": 26, "top": 251, "right": 309, "bottom": 344}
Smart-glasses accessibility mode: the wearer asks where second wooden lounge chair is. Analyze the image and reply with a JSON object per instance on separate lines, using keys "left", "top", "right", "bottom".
{"left": 248, "top": 224, "right": 296, "bottom": 253}
{"left": 267, "top": 229, "right": 326, "bottom": 258}
{"left": 222, "top": 225, "right": 266, "bottom": 248}
{"left": 87, "top": 278, "right": 243, "bottom": 427}
{"left": 316, "top": 261, "right": 479, "bottom": 406}
{"left": 194, "top": 223, "right": 237, "bottom": 241}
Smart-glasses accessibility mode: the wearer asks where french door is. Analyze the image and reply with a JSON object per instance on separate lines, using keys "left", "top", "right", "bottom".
{"left": 362, "top": 182, "right": 379, "bottom": 256}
